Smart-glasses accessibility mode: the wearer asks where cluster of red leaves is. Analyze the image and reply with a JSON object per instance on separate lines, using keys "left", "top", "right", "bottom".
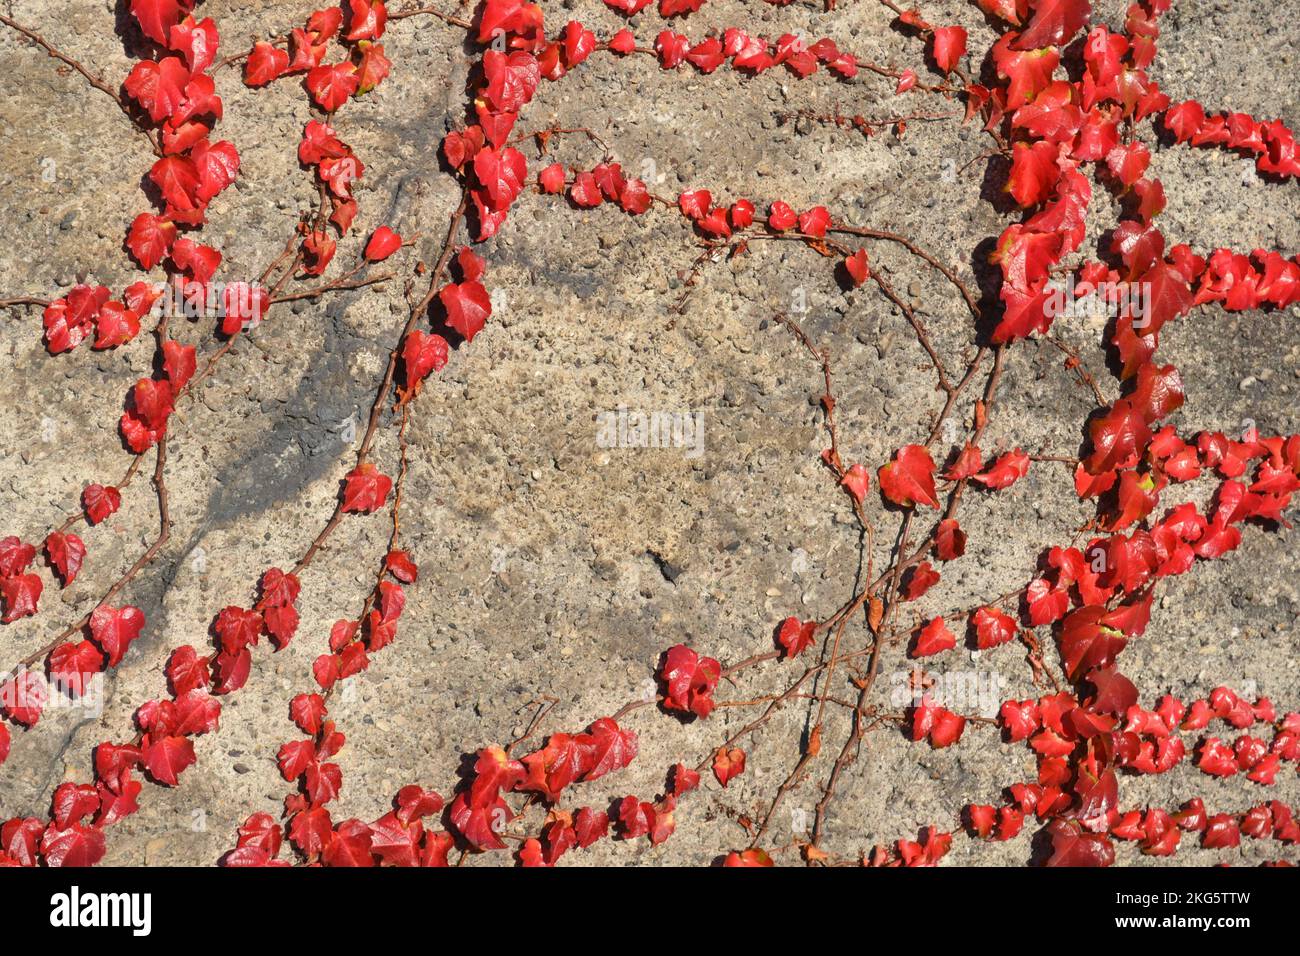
{"left": 1111, "top": 798, "right": 1300, "bottom": 856}
{"left": 310, "top": 558, "right": 405, "bottom": 691}
{"left": 245, "top": 1, "right": 391, "bottom": 107}
{"left": 861, "top": 825, "right": 953, "bottom": 867}
{"left": 42, "top": 281, "right": 162, "bottom": 355}
{"left": 1164, "top": 102, "right": 1300, "bottom": 179}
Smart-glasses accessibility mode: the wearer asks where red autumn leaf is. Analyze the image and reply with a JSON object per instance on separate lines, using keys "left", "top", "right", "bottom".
{"left": 245, "top": 41, "right": 290, "bottom": 86}
{"left": 364, "top": 226, "right": 402, "bottom": 261}
{"left": 440, "top": 280, "right": 492, "bottom": 343}
{"left": 83, "top": 484, "right": 122, "bottom": 524}
{"left": 396, "top": 785, "right": 444, "bottom": 824}
{"left": 306, "top": 63, "right": 360, "bottom": 112}
{"left": 1026, "top": 577, "right": 1070, "bottom": 625}
{"left": 879, "top": 444, "right": 940, "bottom": 508}
{"left": 258, "top": 568, "right": 300, "bottom": 609}
{"left": 903, "top": 561, "right": 940, "bottom": 600}
{"left": 93, "top": 302, "right": 141, "bottom": 350}
{"left": 191, "top": 139, "right": 240, "bottom": 202}
{"left": 384, "top": 550, "right": 419, "bottom": 583}
{"left": 840, "top": 463, "right": 870, "bottom": 504}
{"left": 929, "top": 26, "right": 967, "bottom": 74}
{"left": 126, "top": 213, "right": 177, "bottom": 270}
{"left": 149, "top": 155, "right": 202, "bottom": 220}
{"left": 659, "top": 643, "right": 721, "bottom": 718}
{"left": 1015, "top": 0, "right": 1092, "bottom": 50}
{"left": 777, "top": 617, "right": 817, "bottom": 658}
{"left": 40, "top": 823, "right": 107, "bottom": 868}
{"left": 912, "top": 616, "right": 956, "bottom": 657}
{"left": 0, "top": 536, "right": 35, "bottom": 577}
{"left": 1, "top": 670, "right": 47, "bottom": 727}
{"left": 164, "top": 646, "right": 209, "bottom": 697}
{"left": 345, "top": 0, "right": 388, "bottom": 41}
{"left": 171, "top": 689, "right": 220, "bottom": 736}
{"left": 1057, "top": 605, "right": 1128, "bottom": 681}
{"left": 724, "top": 848, "right": 775, "bottom": 867}
{"left": 929, "top": 708, "right": 967, "bottom": 748}
{"left": 574, "top": 807, "right": 609, "bottom": 847}
{"left": 49, "top": 641, "right": 105, "bottom": 697}
{"left": 944, "top": 444, "right": 983, "bottom": 481}
{"left": 574, "top": 717, "right": 638, "bottom": 782}
{"left": 473, "top": 146, "right": 527, "bottom": 211}
{"left": 1046, "top": 819, "right": 1114, "bottom": 867}
{"left": 798, "top": 205, "right": 831, "bottom": 237}
{"left": 124, "top": 56, "right": 190, "bottom": 124}
{"left": 712, "top": 747, "right": 746, "bottom": 786}
{"left": 934, "top": 518, "right": 966, "bottom": 560}
{"left": 974, "top": 448, "right": 1030, "bottom": 490}
{"left": 44, "top": 532, "right": 86, "bottom": 587}
{"left": 89, "top": 606, "right": 146, "bottom": 665}
{"left": 538, "top": 163, "right": 565, "bottom": 193}
{"left": 289, "top": 807, "right": 334, "bottom": 858}
{"left": 669, "top": 763, "right": 701, "bottom": 797}
{"left": 1, "top": 574, "right": 42, "bottom": 623}
{"left": 845, "top": 248, "right": 870, "bottom": 287}
{"left": 342, "top": 463, "right": 393, "bottom": 513}
{"left": 1085, "top": 399, "right": 1152, "bottom": 475}
{"left": 400, "top": 330, "right": 449, "bottom": 397}
{"left": 973, "top": 606, "right": 1018, "bottom": 649}
{"left": 1006, "top": 140, "right": 1059, "bottom": 207}
{"left": 144, "top": 735, "right": 196, "bottom": 786}
{"left": 767, "top": 201, "right": 797, "bottom": 231}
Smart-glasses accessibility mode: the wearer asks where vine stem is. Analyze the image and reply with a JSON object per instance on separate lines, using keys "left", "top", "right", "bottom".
{"left": 293, "top": 191, "right": 469, "bottom": 575}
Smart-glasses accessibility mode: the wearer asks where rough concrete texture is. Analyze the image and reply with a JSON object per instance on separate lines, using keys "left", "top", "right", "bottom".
{"left": 0, "top": 0, "right": 1298, "bottom": 866}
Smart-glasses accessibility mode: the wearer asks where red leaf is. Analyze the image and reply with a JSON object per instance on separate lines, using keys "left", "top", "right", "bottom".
{"left": 879, "top": 444, "right": 940, "bottom": 508}
{"left": 724, "top": 848, "right": 775, "bottom": 867}
{"left": 712, "top": 747, "right": 746, "bottom": 786}
{"left": 934, "top": 518, "right": 966, "bottom": 560}
{"left": 929, "top": 26, "right": 967, "bottom": 74}
{"left": 245, "top": 41, "right": 289, "bottom": 86}
{"left": 1046, "top": 819, "right": 1114, "bottom": 867}
{"left": 306, "top": 63, "right": 360, "bottom": 112}
{"left": 385, "top": 550, "right": 419, "bottom": 583}
{"left": 342, "top": 463, "right": 392, "bottom": 513}
{"left": 1057, "top": 606, "right": 1128, "bottom": 681}
{"left": 40, "top": 823, "right": 106, "bottom": 867}
{"left": 839, "top": 463, "right": 870, "bottom": 504}
{"left": 365, "top": 225, "right": 403, "bottom": 261}
{"left": 191, "top": 139, "right": 240, "bottom": 202}
{"left": 440, "top": 280, "right": 492, "bottom": 343}
{"left": 89, "top": 605, "right": 145, "bottom": 668}
{"left": 1, "top": 574, "right": 42, "bottom": 623}
{"left": 973, "top": 606, "right": 1018, "bottom": 649}
{"left": 345, "top": 0, "right": 388, "bottom": 41}
{"left": 0, "top": 537, "right": 35, "bottom": 577}
{"left": 49, "top": 641, "right": 105, "bottom": 697}
{"left": 1014, "top": 0, "right": 1092, "bottom": 50}
{"left": 974, "top": 448, "right": 1030, "bottom": 490}
{"left": 912, "top": 616, "right": 956, "bottom": 657}
{"left": 82, "top": 484, "right": 122, "bottom": 525}
{"left": 777, "top": 617, "right": 817, "bottom": 658}
{"left": 144, "top": 736, "right": 196, "bottom": 786}
{"left": 845, "top": 248, "right": 870, "bottom": 287}
{"left": 130, "top": 0, "right": 191, "bottom": 45}
{"left": 659, "top": 644, "right": 721, "bottom": 718}
{"left": 126, "top": 213, "right": 177, "bottom": 270}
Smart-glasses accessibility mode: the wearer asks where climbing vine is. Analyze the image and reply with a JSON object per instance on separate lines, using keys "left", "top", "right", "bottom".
{"left": 0, "top": 0, "right": 1298, "bottom": 868}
